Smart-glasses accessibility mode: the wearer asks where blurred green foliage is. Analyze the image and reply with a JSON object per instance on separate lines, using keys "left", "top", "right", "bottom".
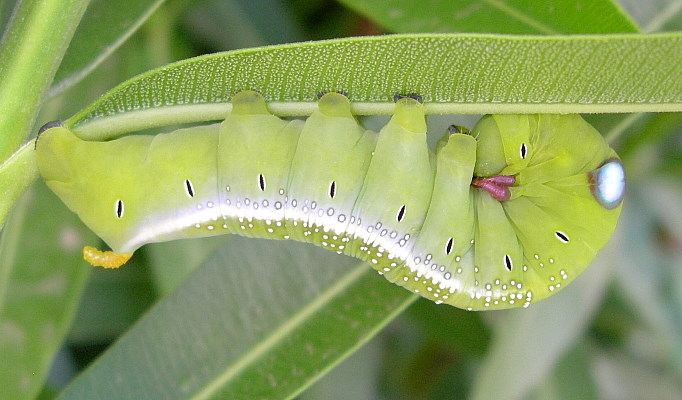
{"left": 0, "top": 1, "right": 680, "bottom": 399}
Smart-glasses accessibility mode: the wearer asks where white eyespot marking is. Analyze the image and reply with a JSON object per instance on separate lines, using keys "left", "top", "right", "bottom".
{"left": 329, "top": 181, "right": 336, "bottom": 199}
{"left": 520, "top": 143, "right": 527, "bottom": 159}
{"left": 115, "top": 200, "right": 124, "bottom": 219}
{"left": 185, "top": 179, "right": 195, "bottom": 198}
{"left": 258, "top": 174, "right": 266, "bottom": 191}
{"left": 504, "top": 254, "right": 513, "bottom": 271}
{"left": 555, "top": 230, "right": 570, "bottom": 243}
{"left": 445, "top": 237, "right": 454, "bottom": 255}
{"left": 588, "top": 158, "right": 625, "bottom": 210}
{"left": 396, "top": 205, "right": 406, "bottom": 222}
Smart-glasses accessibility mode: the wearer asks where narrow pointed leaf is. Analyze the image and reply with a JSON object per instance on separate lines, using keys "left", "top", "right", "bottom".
{"left": 64, "top": 33, "right": 682, "bottom": 141}
{"left": 57, "top": 238, "right": 417, "bottom": 399}
{"left": 338, "top": 0, "right": 638, "bottom": 34}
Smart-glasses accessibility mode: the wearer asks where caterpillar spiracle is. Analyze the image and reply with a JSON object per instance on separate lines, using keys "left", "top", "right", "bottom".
{"left": 35, "top": 91, "right": 625, "bottom": 311}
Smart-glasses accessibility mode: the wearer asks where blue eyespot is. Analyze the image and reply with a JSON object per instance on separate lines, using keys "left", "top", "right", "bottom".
{"left": 588, "top": 158, "right": 625, "bottom": 210}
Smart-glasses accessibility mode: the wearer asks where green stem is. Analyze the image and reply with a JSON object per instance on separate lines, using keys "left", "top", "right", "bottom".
{"left": 0, "top": 0, "right": 91, "bottom": 161}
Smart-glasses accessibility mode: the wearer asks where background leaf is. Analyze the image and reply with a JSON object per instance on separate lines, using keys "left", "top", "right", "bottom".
{"left": 0, "top": 182, "right": 96, "bottom": 400}
{"left": 48, "top": 0, "right": 168, "bottom": 97}
{"left": 56, "top": 238, "right": 416, "bottom": 399}
{"left": 338, "top": 0, "right": 639, "bottom": 34}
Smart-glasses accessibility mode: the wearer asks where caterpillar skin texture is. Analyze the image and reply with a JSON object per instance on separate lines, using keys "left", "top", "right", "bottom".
{"left": 36, "top": 91, "right": 625, "bottom": 311}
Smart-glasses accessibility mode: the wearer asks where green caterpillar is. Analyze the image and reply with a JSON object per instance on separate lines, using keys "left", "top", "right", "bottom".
{"left": 35, "top": 91, "right": 625, "bottom": 310}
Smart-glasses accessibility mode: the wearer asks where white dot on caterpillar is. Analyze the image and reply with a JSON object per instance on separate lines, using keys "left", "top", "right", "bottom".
{"left": 195, "top": 223, "right": 200, "bottom": 228}
{"left": 311, "top": 201, "right": 317, "bottom": 209}
{"left": 223, "top": 224, "right": 228, "bottom": 229}
{"left": 444, "top": 272, "right": 452, "bottom": 279}
{"left": 262, "top": 200, "right": 268, "bottom": 207}
{"left": 207, "top": 201, "right": 214, "bottom": 208}
{"left": 549, "top": 258, "right": 554, "bottom": 263}
{"left": 253, "top": 203, "right": 259, "bottom": 209}
{"left": 275, "top": 202, "right": 282, "bottom": 210}
{"left": 383, "top": 267, "right": 390, "bottom": 272}
{"left": 317, "top": 209, "right": 324, "bottom": 217}
{"left": 226, "top": 185, "right": 230, "bottom": 192}
{"left": 267, "top": 228, "right": 274, "bottom": 233}
{"left": 244, "top": 198, "right": 250, "bottom": 206}
{"left": 196, "top": 204, "right": 203, "bottom": 210}
{"left": 207, "top": 225, "right": 214, "bottom": 230}
{"left": 327, "top": 208, "right": 334, "bottom": 216}
{"left": 279, "top": 188, "right": 285, "bottom": 195}
{"left": 380, "top": 229, "right": 387, "bottom": 236}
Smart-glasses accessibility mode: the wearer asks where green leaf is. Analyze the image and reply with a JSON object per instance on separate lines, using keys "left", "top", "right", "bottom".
{"left": 48, "top": 0, "right": 168, "bottom": 97}
{"left": 64, "top": 33, "right": 682, "bottom": 140}
{"left": 0, "top": 142, "right": 38, "bottom": 231}
{"left": 145, "top": 236, "right": 230, "bottom": 294}
{"left": 0, "top": 0, "right": 90, "bottom": 160}
{"left": 0, "top": 182, "right": 95, "bottom": 400}
{"left": 56, "top": 237, "right": 417, "bottom": 399}
{"left": 338, "top": 0, "right": 639, "bottom": 34}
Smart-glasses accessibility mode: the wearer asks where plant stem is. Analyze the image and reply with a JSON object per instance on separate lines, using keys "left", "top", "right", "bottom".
{"left": 0, "top": 0, "right": 91, "bottom": 160}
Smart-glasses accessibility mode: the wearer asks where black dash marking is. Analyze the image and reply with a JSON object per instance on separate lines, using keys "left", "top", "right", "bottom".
{"left": 185, "top": 179, "right": 195, "bottom": 197}
{"left": 329, "top": 181, "right": 337, "bottom": 199}
{"left": 448, "top": 124, "right": 470, "bottom": 135}
{"left": 445, "top": 237, "right": 454, "bottom": 255}
{"left": 504, "top": 254, "right": 513, "bottom": 271}
{"left": 258, "top": 174, "right": 266, "bottom": 191}
{"left": 115, "top": 200, "right": 124, "bottom": 218}
{"left": 34, "top": 120, "right": 63, "bottom": 149}
{"left": 396, "top": 205, "right": 406, "bottom": 222}
{"left": 555, "top": 231, "right": 569, "bottom": 243}
{"left": 520, "top": 143, "right": 527, "bottom": 159}
{"left": 393, "top": 93, "right": 423, "bottom": 103}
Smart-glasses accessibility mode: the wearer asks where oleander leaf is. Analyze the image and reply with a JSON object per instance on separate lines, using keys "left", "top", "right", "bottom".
{"left": 64, "top": 33, "right": 682, "bottom": 141}
{"left": 56, "top": 238, "right": 417, "bottom": 399}
{"left": 338, "top": 0, "right": 638, "bottom": 34}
